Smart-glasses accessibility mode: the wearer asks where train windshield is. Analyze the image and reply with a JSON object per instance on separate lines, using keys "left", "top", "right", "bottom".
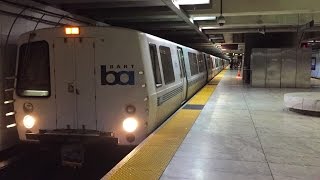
{"left": 16, "top": 41, "right": 50, "bottom": 97}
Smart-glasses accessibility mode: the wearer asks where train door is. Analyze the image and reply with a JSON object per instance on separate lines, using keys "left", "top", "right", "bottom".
{"left": 74, "top": 38, "right": 96, "bottom": 130}
{"left": 54, "top": 38, "right": 96, "bottom": 130}
{"left": 177, "top": 47, "right": 187, "bottom": 102}
{"left": 54, "top": 38, "right": 76, "bottom": 129}
{"left": 203, "top": 54, "right": 209, "bottom": 81}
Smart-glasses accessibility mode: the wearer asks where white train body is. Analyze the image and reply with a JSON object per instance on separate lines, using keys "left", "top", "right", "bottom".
{"left": 14, "top": 27, "right": 227, "bottom": 145}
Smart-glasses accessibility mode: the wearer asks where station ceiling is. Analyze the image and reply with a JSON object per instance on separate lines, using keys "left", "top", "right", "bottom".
{"left": 36, "top": 0, "right": 320, "bottom": 56}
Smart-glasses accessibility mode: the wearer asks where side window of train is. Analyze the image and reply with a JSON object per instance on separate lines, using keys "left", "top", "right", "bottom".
{"left": 177, "top": 47, "right": 186, "bottom": 78}
{"left": 207, "top": 57, "right": 212, "bottom": 70}
{"left": 197, "top": 54, "right": 205, "bottom": 72}
{"left": 159, "top": 46, "right": 175, "bottom": 84}
{"left": 17, "top": 41, "right": 51, "bottom": 97}
{"left": 188, "top": 52, "right": 198, "bottom": 76}
{"left": 149, "top": 44, "right": 163, "bottom": 87}
{"left": 210, "top": 58, "right": 214, "bottom": 69}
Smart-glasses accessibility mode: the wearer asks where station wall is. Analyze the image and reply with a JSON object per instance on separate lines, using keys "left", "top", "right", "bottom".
{"left": 243, "top": 33, "right": 298, "bottom": 83}
{"left": 251, "top": 48, "right": 312, "bottom": 88}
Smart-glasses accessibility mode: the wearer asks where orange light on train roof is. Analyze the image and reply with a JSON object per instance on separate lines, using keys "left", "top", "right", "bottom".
{"left": 65, "top": 27, "right": 79, "bottom": 35}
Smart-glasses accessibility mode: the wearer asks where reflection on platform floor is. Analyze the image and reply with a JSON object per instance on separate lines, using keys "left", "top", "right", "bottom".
{"left": 161, "top": 70, "right": 320, "bottom": 180}
{"left": 311, "top": 78, "right": 320, "bottom": 87}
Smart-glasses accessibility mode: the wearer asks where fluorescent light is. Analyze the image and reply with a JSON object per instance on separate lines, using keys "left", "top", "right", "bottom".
{"left": 6, "top": 123, "right": 16, "bottom": 128}
{"left": 189, "top": 18, "right": 194, "bottom": 24}
{"left": 192, "top": 16, "right": 216, "bottom": 21}
{"left": 4, "top": 100, "right": 14, "bottom": 104}
{"left": 307, "top": 40, "right": 320, "bottom": 43}
{"left": 201, "top": 26, "right": 221, "bottom": 30}
{"left": 5, "top": 112, "right": 15, "bottom": 116}
{"left": 176, "top": 0, "right": 210, "bottom": 5}
{"left": 22, "top": 90, "right": 49, "bottom": 96}
{"left": 172, "top": 0, "right": 180, "bottom": 9}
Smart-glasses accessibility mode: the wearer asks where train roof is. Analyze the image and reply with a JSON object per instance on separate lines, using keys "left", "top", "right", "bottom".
{"left": 19, "top": 26, "right": 225, "bottom": 59}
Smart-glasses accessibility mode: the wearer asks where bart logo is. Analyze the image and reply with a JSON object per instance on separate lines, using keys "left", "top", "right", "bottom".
{"left": 101, "top": 65, "right": 135, "bottom": 85}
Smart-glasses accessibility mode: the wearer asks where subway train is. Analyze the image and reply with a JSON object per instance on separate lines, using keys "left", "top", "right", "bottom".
{"left": 14, "top": 26, "right": 228, "bottom": 146}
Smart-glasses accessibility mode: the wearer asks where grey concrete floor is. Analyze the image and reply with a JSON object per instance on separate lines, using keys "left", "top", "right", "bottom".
{"left": 161, "top": 70, "right": 320, "bottom": 180}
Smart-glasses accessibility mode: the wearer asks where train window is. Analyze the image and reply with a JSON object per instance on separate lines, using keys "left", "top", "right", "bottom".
{"left": 159, "top": 46, "right": 175, "bottom": 84}
{"left": 212, "top": 57, "right": 217, "bottom": 68}
{"left": 211, "top": 58, "right": 213, "bottom": 68}
{"left": 177, "top": 47, "right": 186, "bottom": 78}
{"left": 207, "top": 57, "right": 213, "bottom": 70}
{"left": 149, "top": 44, "right": 163, "bottom": 87}
{"left": 188, "top": 52, "right": 198, "bottom": 76}
{"left": 16, "top": 41, "right": 50, "bottom": 97}
{"left": 197, "top": 54, "right": 206, "bottom": 72}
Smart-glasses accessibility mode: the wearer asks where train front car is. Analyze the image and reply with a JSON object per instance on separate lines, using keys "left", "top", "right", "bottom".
{"left": 14, "top": 27, "right": 149, "bottom": 147}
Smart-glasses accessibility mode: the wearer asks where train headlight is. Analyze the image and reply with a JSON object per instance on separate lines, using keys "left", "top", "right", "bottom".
{"left": 122, "top": 117, "right": 138, "bottom": 133}
{"left": 23, "top": 102, "right": 33, "bottom": 113}
{"left": 23, "top": 115, "right": 35, "bottom": 129}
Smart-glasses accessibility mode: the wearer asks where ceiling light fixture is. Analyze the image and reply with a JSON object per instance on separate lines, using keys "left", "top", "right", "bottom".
{"left": 176, "top": 0, "right": 210, "bottom": 5}
{"left": 192, "top": 16, "right": 217, "bottom": 21}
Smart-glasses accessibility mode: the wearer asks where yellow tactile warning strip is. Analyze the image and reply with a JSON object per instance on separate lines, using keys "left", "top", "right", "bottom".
{"left": 103, "top": 70, "right": 226, "bottom": 180}
{"left": 188, "top": 71, "right": 226, "bottom": 105}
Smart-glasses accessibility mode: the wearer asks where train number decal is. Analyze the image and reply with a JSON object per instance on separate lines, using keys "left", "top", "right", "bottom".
{"left": 101, "top": 65, "right": 135, "bottom": 85}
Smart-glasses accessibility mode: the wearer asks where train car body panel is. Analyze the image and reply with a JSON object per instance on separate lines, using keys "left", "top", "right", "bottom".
{"left": 94, "top": 30, "right": 148, "bottom": 144}
{"left": 145, "top": 34, "right": 186, "bottom": 133}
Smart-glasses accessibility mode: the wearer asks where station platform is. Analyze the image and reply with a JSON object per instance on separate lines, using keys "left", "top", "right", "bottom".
{"left": 104, "top": 70, "right": 320, "bottom": 180}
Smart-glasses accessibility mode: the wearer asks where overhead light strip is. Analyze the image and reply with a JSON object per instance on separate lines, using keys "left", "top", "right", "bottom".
{"left": 192, "top": 16, "right": 216, "bottom": 21}
{"left": 176, "top": 0, "right": 210, "bottom": 5}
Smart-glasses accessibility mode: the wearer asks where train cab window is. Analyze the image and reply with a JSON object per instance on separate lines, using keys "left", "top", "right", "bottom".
{"left": 197, "top": 54, "right": 205, "bottom": 72}
{"left": 149, "top": 44, "right": 163, "bottom": 87}
{"left": 16, "top": 41, "right": 50, "bottom": 97}
{"left": 159, "top": 46, "right": 175, "bottom": 84}
{"left": 188, "top": 52, "right": 198, "bottom": 76}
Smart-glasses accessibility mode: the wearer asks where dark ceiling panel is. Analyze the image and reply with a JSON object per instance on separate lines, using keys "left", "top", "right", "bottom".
{"left": 32, "top": 0, "right": 225, "bottom": 57}
{"left": 221, "top": 44, "right": 239, "bottom": 50}
{"left": 71, "top": 6, "right": 172, "bottom": 14}
{"left": 60, "top": 1, "right": 165, "bottom": 9}
{"left": 71, "top": 6, "right": 173, "bottom": 17}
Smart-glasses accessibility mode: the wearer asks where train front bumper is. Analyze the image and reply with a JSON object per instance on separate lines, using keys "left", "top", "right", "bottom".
{"left": 25, "top": 129, "right": 118, "bottom": 144}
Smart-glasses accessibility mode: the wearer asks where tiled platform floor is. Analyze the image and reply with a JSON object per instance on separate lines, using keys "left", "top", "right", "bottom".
{"left": 161, "top": 70, "right": 320, "bottom": 180}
